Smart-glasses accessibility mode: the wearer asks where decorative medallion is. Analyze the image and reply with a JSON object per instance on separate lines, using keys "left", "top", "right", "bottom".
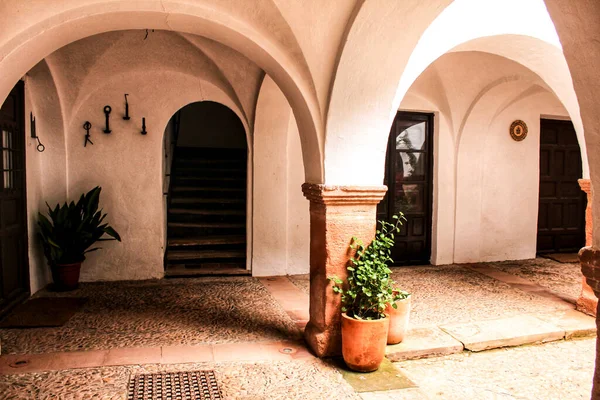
{"left": 509, "top": 120, "right": 528, "bottom": 141}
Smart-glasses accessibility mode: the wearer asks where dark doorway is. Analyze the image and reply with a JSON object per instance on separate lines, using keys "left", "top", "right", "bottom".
{"left": 537, "top": 119, "right": 586, "bottom": 253}
{"left": 0, "top": 81, "right": 29, "bottom": 317}
{"left": 378, "top": 111, "right": 434, "bottom": 265}
{"left": 164, "top": 102, "right": 248, "bottom": 276}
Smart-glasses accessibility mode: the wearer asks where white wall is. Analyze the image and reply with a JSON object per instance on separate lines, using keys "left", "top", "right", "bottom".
{"left": 22, "top": 30, "right": 309, "bottom": 289}
{"left": 252, "top": 76, "right": 309, "bottom": 276}
{"left": 400, "top": 51, "right": 571, "bottom": 264}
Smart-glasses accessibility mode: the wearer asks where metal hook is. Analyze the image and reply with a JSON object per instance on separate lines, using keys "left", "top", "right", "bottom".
{"left": 30, "top": 112, "right": 45, "bottom": 152}
{"left": 103, "top": 105, "right": 112, "bottom": 134}
{"left": 84, "top": 121, "right": 93, "bottom": 147}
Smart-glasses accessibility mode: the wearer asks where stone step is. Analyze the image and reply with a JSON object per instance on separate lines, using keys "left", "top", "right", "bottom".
{"left": 165, "top": 265, "right": 250, "bottom": 277}
{"left": 168, "top": 235, "right": 246, "bottom": 247}
{"left": 168, "top": 221, "right": 245, "bottom": 229}
{"left": 166, "top": 249, "right": 246, "bottom": 261}
{"left": 169, "top": 208, "right": 245, "bottom": 216}
{"left": 171, "top": 186, "right": 244, "bottom": 193}
{"left": 170, "top": 197, "right": 244, "bottom": 205}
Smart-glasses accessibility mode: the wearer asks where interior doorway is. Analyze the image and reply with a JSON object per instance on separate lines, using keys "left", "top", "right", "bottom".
{"left": 378, "top": 111, "right": 434, "bottom": 265}
{"left": 0, "top": 81, "right": 29, "bottom": 317}
{"left": 537, "top": 118, "right": 586, "bottom": 254}
{"left": 164, "top": 101, "right": 248, "bottom": 276}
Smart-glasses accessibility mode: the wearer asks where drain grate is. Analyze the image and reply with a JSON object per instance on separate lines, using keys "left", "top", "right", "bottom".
{"left": 127, "top": 370, "right": 222, "bottom": 400}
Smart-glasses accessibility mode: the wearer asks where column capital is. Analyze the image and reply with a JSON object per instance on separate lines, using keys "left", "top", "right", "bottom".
{"left": 301, "top": 183, "right": 387, "bottom": 205}
{"left": 579, "top": 178, "right": 592, "bottom": 194}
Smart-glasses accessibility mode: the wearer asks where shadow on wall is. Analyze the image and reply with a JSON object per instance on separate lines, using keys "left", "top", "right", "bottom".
{"left": 177, "top": 101, "right": 246, "bottom": 149}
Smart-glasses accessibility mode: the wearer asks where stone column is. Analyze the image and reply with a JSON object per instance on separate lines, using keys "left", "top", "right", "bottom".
{"left": 579, "top": 247, "right": 600, "bottom": 398}
{"left": 577, "top": 179, "right": 597, "bottom": 316}
{"left": 302, "top": 183, "right": 387, "bottom": 357}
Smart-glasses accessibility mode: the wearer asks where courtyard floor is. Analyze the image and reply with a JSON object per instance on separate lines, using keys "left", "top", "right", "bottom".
{"left": 0, "top": 257, "right": 596, "bottom": 399}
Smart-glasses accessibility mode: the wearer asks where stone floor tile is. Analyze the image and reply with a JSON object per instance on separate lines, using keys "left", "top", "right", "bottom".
{"left": 536, "top": 309, "right": 597, "bottom": 338}
{"left": 0, "top": 352, "right": 55, "bottom": 375}
{"left": 47, "top": 349, "right": 107, "bottom": 370}
{"left": 103, "top": 346, "right": 161, "bottom": 366}
{"left": 213, "top": 342, "right": 291, "bottom": 362}
{"left": 333, "top": 358, "right": 416, "bottom": 393}
{"left": 385, "top": 326, "right": 463, "bottom": 362}
{"left": 440, "top": 315, "right": 565, "bottom": 351}
{"left": 398, "top": 338, "right": 594, "bottom": 400}
{"left": 360, "top": 388, "right": 429, "bottom": 400}
{"left": 161, "top": 344, "right": 214, "bottom": 364}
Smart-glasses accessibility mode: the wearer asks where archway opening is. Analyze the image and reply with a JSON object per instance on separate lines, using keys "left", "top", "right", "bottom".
{"left": 163, "top": 101, "right": 249, "bottom": 276}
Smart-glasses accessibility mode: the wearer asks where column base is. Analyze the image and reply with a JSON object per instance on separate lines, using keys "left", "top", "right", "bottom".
{"left": 577, "top": 277, "right": 598, "bottom": 316}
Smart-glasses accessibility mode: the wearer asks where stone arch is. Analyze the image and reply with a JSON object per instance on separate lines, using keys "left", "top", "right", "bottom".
{"left": 324, "top": 0, "right": 586, "bottom": 185}
{"left": 0, "top": 1, "right": 323, "bottom": 182}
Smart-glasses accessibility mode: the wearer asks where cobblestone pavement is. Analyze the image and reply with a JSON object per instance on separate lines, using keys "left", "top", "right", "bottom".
{"left": 289, "top": 258, "right": 576, "bottom": 327}
{"left": 492, "top": 258, "right": 582, "bottom": 300}
{"left": 0, "top": 339, "right": 594, "bottom": 399}
{"left": 0, "top": 277, "right": 299, "bottom": 355}
{"left": 396, "top": 337, "right": 595, "bottom": 400}
{"left": 0, "top": 359, "right": 360, "bottom": 400}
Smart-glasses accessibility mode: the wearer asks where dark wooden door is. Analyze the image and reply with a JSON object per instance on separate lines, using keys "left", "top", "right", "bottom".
{"left": 0, "top": 81, "right": 29, "bottom": 317}
{"left": 378, "top": 112, "right": 433, "bottom": 265}
{"left": 537, "top": 119, "right": 586, "bottom": 253}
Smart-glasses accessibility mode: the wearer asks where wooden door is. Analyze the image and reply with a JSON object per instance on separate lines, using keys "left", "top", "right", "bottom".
{"left": 378, "top": 112, "right": 434, "bottom": 265}
{"left": 0, "top": 81, "right": 29, "bottom": 317}
{"left": 537, "top": 119, "right": 586, "bottom": 253}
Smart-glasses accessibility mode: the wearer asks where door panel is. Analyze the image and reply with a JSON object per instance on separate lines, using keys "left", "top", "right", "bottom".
{"left": 378, "top": 112, "right": 433, "bottom": 265}
{"left": 0, "top": 81, "right": 29, "bottom": 317}
{"left": 537, "top": 119, "right": 585, "bottom": 253}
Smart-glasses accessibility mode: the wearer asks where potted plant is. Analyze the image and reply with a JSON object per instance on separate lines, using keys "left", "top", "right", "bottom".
{"left": 38, "top": 186, "right": 121, "bottom": 291}
{"left": 386, "top": 288, "right": 411, "bottom": 345}
{"left": 329, "top": 213, "right": 408, "bottom": 372}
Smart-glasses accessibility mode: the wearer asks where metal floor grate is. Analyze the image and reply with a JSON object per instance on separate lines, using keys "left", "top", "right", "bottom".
{"left": 128, "top": 370, "right": 222, "bottom": 400}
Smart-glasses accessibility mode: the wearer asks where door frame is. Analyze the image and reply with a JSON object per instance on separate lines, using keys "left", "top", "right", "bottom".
{"left": 536, "top": 117, "right": 586, "bottom": 253}
{"left": 381, "top": 111, "right": 434, "bottom": 265}
{"left": 0, "top": 79, "right": 30, "bottom": 318}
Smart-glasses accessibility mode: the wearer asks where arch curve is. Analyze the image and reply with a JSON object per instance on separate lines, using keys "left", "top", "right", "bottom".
{"left": 0, "top": 1, "right": 323, "bottom": 181}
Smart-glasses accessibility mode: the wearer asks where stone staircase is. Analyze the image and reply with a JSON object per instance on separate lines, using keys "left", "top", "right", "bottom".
{"left": 165, "top": 147, "right": 248, "bottom": 276}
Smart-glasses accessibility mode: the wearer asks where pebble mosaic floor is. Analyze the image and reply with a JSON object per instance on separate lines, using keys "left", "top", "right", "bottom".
{"left": 0, "top": 277, "right": 299, "bottom": 355}
{"left": 0, "top": 258, "right": 592, "bottom": 400}
{"left": 0, "top": 359, "right": 360, "bottom": 400}
{"left": 290, "top": 258, "right": 577, "bottom": 327}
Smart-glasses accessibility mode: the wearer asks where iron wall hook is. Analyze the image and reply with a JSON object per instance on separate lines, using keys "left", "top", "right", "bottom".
{"left": 123, "top": 94, "right": 130, "bottom": 120}
{"left": 103, "top": 105, "right": 112, "bottom": 134}
{"left": 84, "top": 121, "right": 93, "bottom": 147}
{"left": 30, "top": 112, "right": 45, "bottom": 152}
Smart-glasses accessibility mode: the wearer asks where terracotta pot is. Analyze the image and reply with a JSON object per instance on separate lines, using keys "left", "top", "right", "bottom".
{"left": 385, "top": 295, "right": 411, "bottom": 345}
{"left": 51, "top": 262, "right": 82, "bottom": 291}
{"left": 341, "top": 313, "right": 389, "bottom": 372}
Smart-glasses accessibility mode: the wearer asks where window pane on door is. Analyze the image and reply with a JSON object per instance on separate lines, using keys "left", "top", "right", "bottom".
{"left": 396, "top": 152, "right": 426, "bottom": 181}
{"left": 396, "top": 122, "right": 426, "bottom": 150}
{"left": 2, "top": 129, "right": 13, "bottom": 189}
{"left": 394, "top": 183, "right": 425, "bottom": 213}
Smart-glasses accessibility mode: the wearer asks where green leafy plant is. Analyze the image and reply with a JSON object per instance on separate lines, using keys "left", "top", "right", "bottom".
{"left": 38, "top": 187, "right": 122, "bottom": 265}
{"left": 329, "top": 213, "right": 409, "bottom": 320}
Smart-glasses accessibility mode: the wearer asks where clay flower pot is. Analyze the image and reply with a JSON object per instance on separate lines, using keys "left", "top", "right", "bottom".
{"left": 51, "top": 262, "right": 83, "bottom": 291}
{"left": 385, "top": 294, "right": 411, "bottom": 345}
{"left": 341, "top": 313, "right": 389, "bottom": 372}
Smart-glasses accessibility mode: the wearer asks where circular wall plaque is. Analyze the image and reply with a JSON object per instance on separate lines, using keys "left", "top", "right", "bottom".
{"left": 509, "top": 120, "right": 528, "bottom": 141}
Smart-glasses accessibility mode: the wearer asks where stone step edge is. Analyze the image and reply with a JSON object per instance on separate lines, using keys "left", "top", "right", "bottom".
{"left": 385, "top": 314, "right": 596, "bottom": 362}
